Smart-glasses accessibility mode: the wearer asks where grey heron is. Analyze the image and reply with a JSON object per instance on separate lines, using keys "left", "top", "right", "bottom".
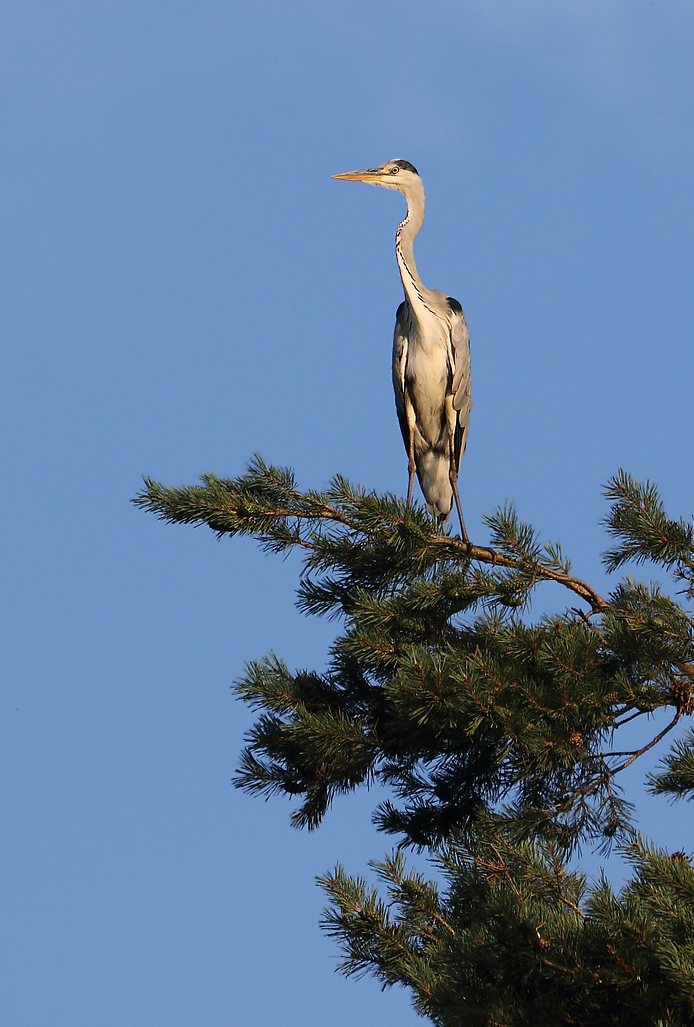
{"left": 333, "top": 159, "right": 472, "bottom": 542}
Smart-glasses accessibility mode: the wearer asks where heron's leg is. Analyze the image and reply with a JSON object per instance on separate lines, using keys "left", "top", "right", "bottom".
{"left": 445, "top": 398, "right": 470, "bottom": 546}
{"left": 405, "top": 398, "right": 417, "bottom": 505}
{"left": 448, "top": 430, "right": 469, "bottom": 545}
{"left": 407, "top": 432, "right": 416, "bottom": 505}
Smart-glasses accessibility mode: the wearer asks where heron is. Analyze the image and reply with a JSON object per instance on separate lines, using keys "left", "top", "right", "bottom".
{"left": 333, "top": 159, "right": 472, "bottom": 543}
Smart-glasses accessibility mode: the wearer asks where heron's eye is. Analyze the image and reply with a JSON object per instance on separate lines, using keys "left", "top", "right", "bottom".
{"left": 390, "top": 166, "right": 400, "bottom": 174}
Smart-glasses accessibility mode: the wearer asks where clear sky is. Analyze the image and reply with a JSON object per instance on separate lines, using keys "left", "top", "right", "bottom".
{"left": 2, "top": 1, "right": 694, "bottom": 1024}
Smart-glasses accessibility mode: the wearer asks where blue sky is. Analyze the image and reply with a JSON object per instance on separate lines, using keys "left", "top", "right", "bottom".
{"left": 2, "top": 2, "right": 694, "bottom": 1023}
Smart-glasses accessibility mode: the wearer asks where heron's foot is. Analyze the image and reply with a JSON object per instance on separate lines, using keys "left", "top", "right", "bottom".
{"left": 452, "top": 528, "right": 473, "bottom": 551}
{"left": 473, "top": 544, "right": 498, "bottom": 563}
{"left": 453, "top": 538, "right": 499, "bottom": 565}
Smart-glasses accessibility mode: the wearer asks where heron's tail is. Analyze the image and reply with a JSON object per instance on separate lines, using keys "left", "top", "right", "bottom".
{"left": 416, "top": 450, "right": 453, "bottom": 522}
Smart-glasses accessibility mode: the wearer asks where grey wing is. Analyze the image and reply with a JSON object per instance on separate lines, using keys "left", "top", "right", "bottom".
{"left": 447, "top": 296, "right": 472, "bottom": 460}
{"left": 392, "top": 300, "right": 411, "bottom": 449}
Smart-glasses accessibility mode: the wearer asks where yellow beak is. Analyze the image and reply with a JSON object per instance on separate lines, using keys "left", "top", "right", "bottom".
{"left": 332, "top": 168, "right": 383, "bottom": 182}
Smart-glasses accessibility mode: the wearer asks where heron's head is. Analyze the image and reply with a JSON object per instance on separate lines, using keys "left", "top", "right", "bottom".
{"left": 333, "top": 159, "right": 420, "bottom": 192}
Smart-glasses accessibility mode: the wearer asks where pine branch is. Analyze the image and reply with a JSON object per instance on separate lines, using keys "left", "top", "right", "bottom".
{"left": 134, "top": 458, "right": 608, "bottom": 612}
{"left": 648, "top": 728, "right": 694, "bottom": 800}
{"left": 603, "top": 470, "right": 694, "bottom": 579}
{"left": 319, "top": 831, "right": 694, "bottom": 1025}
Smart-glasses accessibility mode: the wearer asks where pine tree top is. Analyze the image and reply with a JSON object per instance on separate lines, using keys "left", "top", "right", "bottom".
{"left": 134, "top": 458, "right": 694, "bottom": 850}
{"left": 135, "top": 459, "right": 694, "bottom": 1024}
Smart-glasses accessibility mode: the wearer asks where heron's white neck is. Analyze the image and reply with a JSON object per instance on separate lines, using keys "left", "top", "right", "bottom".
{"left": 394, "top": 177, "right": 429, "bottom": 315}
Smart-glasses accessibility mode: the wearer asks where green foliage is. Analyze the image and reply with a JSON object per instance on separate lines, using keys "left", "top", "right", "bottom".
{"left": 321, "top": 832, "right": 694, "bottom": 1026}
{"left": 603, "top": 471, "right": 694, "bottom": 595}
{"left": 135, "top": 462, "right": 694, "bottom": 1025}
{"left": 648, "top": 728, "right": 694, "bottom": 800}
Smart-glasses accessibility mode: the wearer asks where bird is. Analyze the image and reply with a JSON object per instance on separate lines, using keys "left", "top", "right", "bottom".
{"left": 333, "top": 159, "right": 472, "bottom": 542}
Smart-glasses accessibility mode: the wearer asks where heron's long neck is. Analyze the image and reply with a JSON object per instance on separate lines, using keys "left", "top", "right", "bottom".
{"left": 395, "top": 180, "right": 429, "bottom": 314}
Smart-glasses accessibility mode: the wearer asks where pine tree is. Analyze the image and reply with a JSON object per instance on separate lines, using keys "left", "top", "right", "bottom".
{"left": 135, "top": 459, "right": 694, "bottom": 1026}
